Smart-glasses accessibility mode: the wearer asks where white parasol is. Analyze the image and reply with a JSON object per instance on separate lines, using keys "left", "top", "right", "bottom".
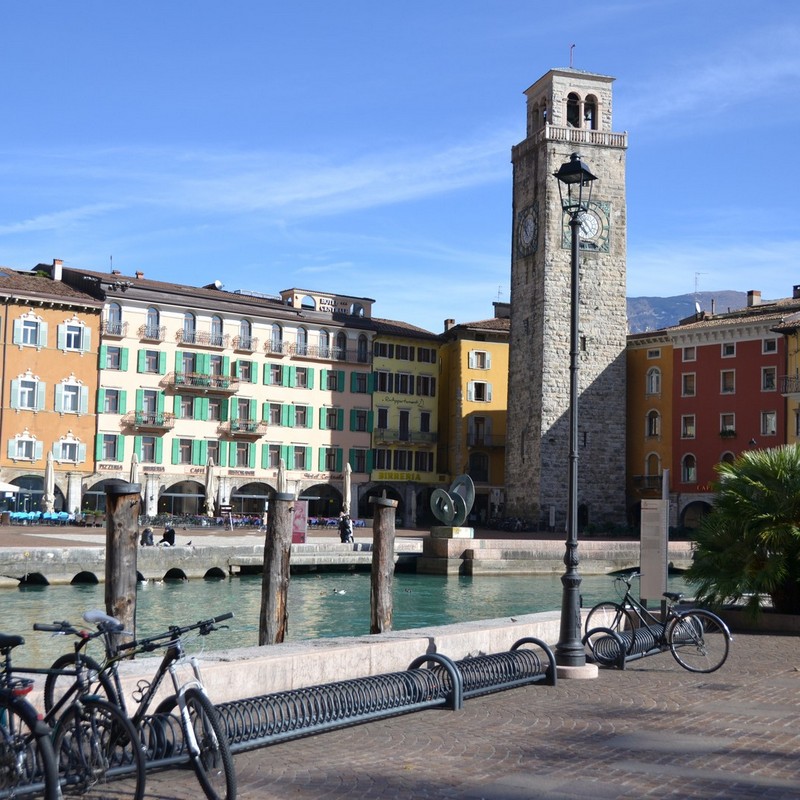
{"left": 342, "top": 462, "right": 352, "bottom": 516}
{"left": 204, "top": 457, "right": 216, "bottom": 516}
{"left": 0, "top": 481, "right": 20, "bottom": 494}
{"left": 42, "top": 451, "right": 55, "bottom": 513}
{"left": 129, "top": 452, "right": 140, "bottom": 484}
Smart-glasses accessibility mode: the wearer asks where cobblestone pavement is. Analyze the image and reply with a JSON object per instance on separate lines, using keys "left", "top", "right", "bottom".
{"left": 142, "top": 632, "right": 800, "bottom": 800}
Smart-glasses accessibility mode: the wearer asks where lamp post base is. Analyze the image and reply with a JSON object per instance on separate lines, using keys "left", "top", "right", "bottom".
{"left": 556, "top": 663, "right": 599, "bottom": 680}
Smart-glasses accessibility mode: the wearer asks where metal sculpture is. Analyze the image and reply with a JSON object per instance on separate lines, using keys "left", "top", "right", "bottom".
{"left": 430, "top": 475, "right": 476, "bottom": 528}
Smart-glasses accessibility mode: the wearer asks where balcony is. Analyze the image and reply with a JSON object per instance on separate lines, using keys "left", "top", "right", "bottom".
{"left": 780, "top": 375, "right": 800, "bottom": 396}
{"left": 220, "top": 420, "right": 268, "bottom": 439}
{"left": 168, "top": 372, "right": 239, "bottom": 394}
{"left": 101, "top": 320, "right": 128, "bottom": 338}
{"left": 374, "top": 429, "right": 438, "bottom": 444}
{"left": 632, "top": 475, "right": 663, "bottom": 495}
{"left": 122, "top": 411, "right": 175, "bottom": 431}
{"left": 138, "top": 324, "right": 166, "bottom": 343}
{"left": 467, "top": 433, "right": 506, "bottom": 447}
{"left": 233, "top": 335, "right": 259, "bottom": 353}
{"left": 176, "top": 330, "right": 230, "bottom": 349}
{"left": 265, "top": 341, "right": 371, "bottom": 364}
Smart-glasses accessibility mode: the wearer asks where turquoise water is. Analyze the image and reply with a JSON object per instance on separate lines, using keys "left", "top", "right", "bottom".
{"left": 1, "top": 572, "right": 688, "bottom": 667}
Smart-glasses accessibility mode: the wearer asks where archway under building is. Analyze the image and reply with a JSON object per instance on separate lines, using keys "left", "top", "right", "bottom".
{"left": 158, "top": 480, "right": 204, "bottom": 517}
{"left": 359, "top": 485, "right": 404, "bottom": 524}
{"left": 229, "top": 481, "right": 273, "bottom": 515}
{"left": 301, "top": 483, "right": 342, "bottom": 519}
{"left": 680, "top": 500, "right": 712, "bottom": 530}
{"left": 82, "top": 478, "right": 129, "bottom": 513}
{"left": 4, "top": 475, "right": 66, "bottom": 513}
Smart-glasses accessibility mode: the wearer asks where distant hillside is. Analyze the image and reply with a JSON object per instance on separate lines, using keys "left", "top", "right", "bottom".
{"left": 627, "top": 291, "right": 747, "bottom": 334}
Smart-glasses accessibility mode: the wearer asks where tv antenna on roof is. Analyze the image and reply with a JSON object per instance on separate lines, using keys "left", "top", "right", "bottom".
{"left": 570, "top": 44, "right": 575, "bottom": 69}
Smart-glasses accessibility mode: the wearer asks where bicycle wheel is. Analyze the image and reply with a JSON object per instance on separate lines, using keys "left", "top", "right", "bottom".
{"left": 44, "top": 654, "right": 118, "bottom": 715}
{"left": 0, "top": 693, "right": 60, "bottom": 800}
{"left": 182, "top": 688, "right": 236, "bottom": 800}
{"left": 667, "top": 610, "right": 730, "bottom": 673}
{"left": 584, "top": 602, "right": 637, "bottom": 649}
{"left": 53, "top": 697, "right": 145, "bottom": 800}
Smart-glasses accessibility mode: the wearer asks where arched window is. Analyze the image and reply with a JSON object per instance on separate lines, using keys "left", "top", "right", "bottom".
{"left": 646, "top": 410, "right": 660, "bottom": 438}
{"left": 296, "top": 327, "right": 308, "bottom": 356}
{"left": 646, "top": 367, "right": 661, "bottom": 395}
{"left": 566, "top": 92, "right": 581, "bottom": 127}
{"left": 106, "top": 303, "right": 122, "bottom": 335}
{"left": 720, "top": 451, "right": 735, "bottom": 465}
{"left": 238, "top": 319, "right": 252, "bottom": 350}
{"left": 270, "top": 324, "right": 283, "bottom": 353}
{"left": 318, "top": 330, "right": 330, "bottom": 358}
{"left": 681, "top": 454, "right": 697, "bottom": 483}
{"left": 336, "top": 332, "right": 347, "bottom": 361}
{"left": 646, "top": 453, "right": 660, "bottom": 476}
{"left": 146, "top": 307, "right": 160, "bottom": 339}
{"left": 584, "top": 95, "right": 598, "bottom": 130}
{"left": 211, "top": 315, "right": 223, "bottom": 347}
{"left": 357, "top": 334, "right": 368, "bottom": 363}
{"left": 183, "top": 312, "right": 196, "bottom": 344}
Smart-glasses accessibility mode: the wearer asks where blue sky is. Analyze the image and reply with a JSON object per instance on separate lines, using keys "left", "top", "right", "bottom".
{"left": 2, "top": 1, "right": 798, "bottom": 332}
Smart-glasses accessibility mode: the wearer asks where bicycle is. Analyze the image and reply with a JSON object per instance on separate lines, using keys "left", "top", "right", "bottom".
{"left": 24, "top": 621, "right": 146, "bottom": 800}
{"left": 583, "top": 572, "right": 732, "bottom": 673}
{"left": 43, "top": 611, "right": 236, "bottom": 800}
{"left": 0, "top": 634, "right": 60, "bottom": 800}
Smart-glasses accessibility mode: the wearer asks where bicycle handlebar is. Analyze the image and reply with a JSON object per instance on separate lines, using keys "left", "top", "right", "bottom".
{"left": 116, "top": 612, "right": 234, "bottom": 653}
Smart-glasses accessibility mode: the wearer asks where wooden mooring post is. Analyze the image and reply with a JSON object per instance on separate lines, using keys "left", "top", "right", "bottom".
{"left": 370, "top": 494, "right": 398, "bottom": 634}
{"left": 104, "top": 481, "right": 141, "bottom": 643}
{"left": 259, "top": 491, "right": 295, "bottom": 645}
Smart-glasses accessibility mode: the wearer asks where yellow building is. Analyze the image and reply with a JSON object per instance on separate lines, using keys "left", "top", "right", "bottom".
{"left": 366, "top": 320, "right": 440, "bottom": 527}
{"left": 625, "top": 330, "right": 673, "bottom": 525}
{"left": 0, "top": 262, "right": 102, "bottom": 515}
{"left": 773, "top": 311, "right": 800, "bottom": 444}
{"left": 438, "top": 312, "right": 509, "bottom": 524}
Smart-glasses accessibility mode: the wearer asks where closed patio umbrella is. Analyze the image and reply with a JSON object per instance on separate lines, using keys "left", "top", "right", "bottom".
{"left": 204, "top": 457, "right": 216, "bottom": 516}
{"left": 43, "top": 452, "right": 55, "bottom": 513}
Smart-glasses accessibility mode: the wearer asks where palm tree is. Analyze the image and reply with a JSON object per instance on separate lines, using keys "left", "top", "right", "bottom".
{"left": 685, "top": 444, "right": 800, "bottom": 615}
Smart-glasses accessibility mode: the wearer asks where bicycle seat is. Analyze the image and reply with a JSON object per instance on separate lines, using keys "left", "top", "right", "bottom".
{"left": 0, "top": 633, "right": 24, "bottom": 650}
{"left": 663, "top": 591, "right": 683, "bottom": 602}
{"left": 84, "top": 609, "right": 125, "bottom": 631}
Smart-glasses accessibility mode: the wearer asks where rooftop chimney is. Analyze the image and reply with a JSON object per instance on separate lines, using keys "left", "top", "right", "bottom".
{"left": 444, "top": 318, "right": 456, "bottom": 332}
{"left": 794, "top": 285, "right": 800, "bottom": 300}
{"left": 52, "top": 258, "right": 63, "bottom": 282}
{"left": 747, "top": 290, "right": 761, "bottom": 307}
{"left": 135, "top": 271, "right": 144, "bottom": 279}
{"left": 111, "top": 269, "right": 121, "bottom": 276}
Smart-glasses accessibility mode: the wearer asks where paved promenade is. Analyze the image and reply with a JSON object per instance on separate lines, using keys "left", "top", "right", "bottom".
{"left": 140, "top": 632, "right": 800, "bottom": 800}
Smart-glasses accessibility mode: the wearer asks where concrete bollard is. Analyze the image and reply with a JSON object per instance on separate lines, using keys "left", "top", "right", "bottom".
{"left": 370, "top": 494, "right": 398, "bottom": 634}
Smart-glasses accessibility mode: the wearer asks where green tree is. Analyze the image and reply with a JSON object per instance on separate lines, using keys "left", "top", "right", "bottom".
{"left": 685, "top": 444, "right": 800, "bottom": 615}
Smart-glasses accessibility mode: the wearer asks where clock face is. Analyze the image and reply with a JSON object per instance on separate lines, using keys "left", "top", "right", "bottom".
{"left": 517, "top": 205, "right": 538, "bottom": 256}
{"left": 521, "top": 214, "right": 536, "bottom": 245}
{"left": 579, "top": 210, "right": 600, "bottom": 239}
{"left": 561, "top": 200, "right": 611, "bottom": 253}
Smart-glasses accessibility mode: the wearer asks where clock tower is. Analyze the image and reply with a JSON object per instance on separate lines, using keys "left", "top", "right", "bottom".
{"left": 505, "top": 68, "right": 628, "bottom": 528}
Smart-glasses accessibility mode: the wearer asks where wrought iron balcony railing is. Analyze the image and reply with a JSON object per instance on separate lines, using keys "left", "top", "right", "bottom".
{"left": 220, "top": 420, "right": 268, "bottom": 439}
{"left": 101, "top": 320, "right": 128, "bottom": 338}
{"left": 176, "top": 330, "right": 229, "bottom": 348}
{"left": 138, "top": 324, "right": 166, "bottom": 342}
{"left": 780, "top": 375, "right": 800, "bottom": 396}
{"left": 169, "top": 372, "right": 239, "bottom": 394}
{"left": 122, "top": 411, "right": 175, "bottom": 431}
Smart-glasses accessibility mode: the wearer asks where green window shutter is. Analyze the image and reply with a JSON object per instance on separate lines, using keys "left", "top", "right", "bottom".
{"left": 97, "top": 388, "right": 105, "bottom": 411}
{"left": 175, "top": 351, "right": 183, "bottom": 371}
{"left": 319, "top": 407, "right": 326, "bottom": 429}
{"left": 249, "top": 398, "right": 257, "bottom": 419}
{"left": 6, "top": 440, "right": 14, "bottom": 459}
{"left": 306, "top": 406, "right": 313, "bottom": 428}
{"left": 220, "top": 399, "right": 229, "bottom": 422}
{"left": 230, "top": 400, "right": 238, "bottom": 421}
{"left": 134, "top": 436, "right": 142, "bottom": 458}
{"left": 57, "top": 324, "right": 66, "bottom": 350}
{"left": 137, "top": 350, "right": 146, "bottom": 373}
{"left": 289, "top": 366, "right": 297, "bottom": 387}
{"left": 366, "top": 449, "right": 374, "bottom": 472}
{"left": 262, "top": 401, "right": 269, "bottom": 422}
{"left": 10, "top": 380, "right": 19, "bottom": 409}
{"left": 39, "top": 321, "right": 48, "bottom": 345}
{"left": 157, "top": 392, "right": 165, "bottom": 414}
{"left": 192, "top": 397, "right": 202, "bottom": 420}
{"left": 248, "top": 444, "right": 256, "bottom": 469}
{"left": 318, "top": 448, "right": 326, "bottom": 471}
{"left": 304, "top": 446, "right": 311, "bottom": 470}
{"left": 77, "top": 443, "right": 87, "bottom": 463}
{"left": 173, "top": 395, "right": 181, "bottom": 414}
{"left": 119, "top": 390, "right": 127, "bottom": 414}
{"left": 135, "top": 389, "right": 144, "bottom": 412}
{"left": 12, "top": 318, "right": 23, "bottom": 345}
{"left": 199, "top": 353, "right": 211, "bottom": 374}
{"left": 199, "top": 440, "right": 208, "bottom": 464}
{"left": 282, "top": 367, "right": 292, "bottom": 387}
{"left": 218, "top": 441, "right": 228, "bottom": 467}
{"left": 335, "top": 449, "right": 343, "bottom": 472}
{"left": 233, "top": 360, "right": 240, "bottom": 379}
{"left": 368, "top": 373, "right": 376, "bottom": 393}
{"left": 261, "top": 444, "right": 269, "bottom": 469}
{"left": 95, "top": 436, "right": 103, "bottom": 461}
{"left": 262, "top": 363, "right": 269, "bottom": 384}
{"left": 222, "top": 356, "right": 231, "bottom": 376}
{"left": 337, "top": 408, "right": 345, "bottom": 431}
{"left": 348, "top": 448, "right": 355, "bottom": 466}
{"left": 36, "top": 382, "right": 46, "bottom": 411}
{"left": 280, "top": 445, "right": 290, "bottom": 465}
{"left": 320, "top": 369, "right": 328, "bottom": 388}
{"left": 337, "top": 370, "right": 345, "bottom": 392}
{"left": 155, "top": 438, "right": 163, "bottom": 463}
{"left": 116, "top": 436, "right": 124, "bottom": 462}
{"left": 307, "top": 369, "right": 315, "bottom": 390}
{"left": 171, "top": 439, "right": 180, "bottom": 464}
{"left": 99, "top": 345, "right": 107, "bottom": 367}
{"left": 120, "top": 348, "right": 129, "bottom": 371}
{"left": 350, "top": 409, "right": 356, "bottom": 430}
{"left": 158, "top": 352, "right": 166, "bottom": 374}
{"left": 281, "top": 404, "right": 291, "bottom": 427}
{"left": 367, "top": 411, "right": 374, "bottom": 432}
{"left": 82, "top": 328, "right": 91, "bottom": 353}
{"left": 34, "top": 441, "right": 44, "bottom": 460}
{"left": 350, "top": 372, "right": 357, "bottom": 393}
{"left": 79, "top": 386, "right": 89, "bottom": 414}
{"left": 192, "top": 441, "right": 203, "bottom": 466}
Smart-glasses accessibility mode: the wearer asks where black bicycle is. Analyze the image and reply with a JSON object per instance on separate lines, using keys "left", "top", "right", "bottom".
{"left": 43, "top": 611, "right": 236, "bottom": 800}
{"left": 0, "top": 635, "right": 59, "bottom": 800}
{"left": 583, "top": 572, "right": 732, "bottom": 673}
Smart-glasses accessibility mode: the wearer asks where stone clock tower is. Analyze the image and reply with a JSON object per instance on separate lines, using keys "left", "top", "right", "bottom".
{"left": 505, "top": 68, "right": 628, "bottom": 528}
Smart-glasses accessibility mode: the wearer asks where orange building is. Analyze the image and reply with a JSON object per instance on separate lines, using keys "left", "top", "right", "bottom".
{"left": 0, "top": 263, "right": 102, "bottom": 515}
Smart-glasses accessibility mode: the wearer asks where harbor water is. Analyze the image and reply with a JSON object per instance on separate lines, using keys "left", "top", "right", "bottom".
{"left": 1, "top": 571, "right": 688, "bottom": 667}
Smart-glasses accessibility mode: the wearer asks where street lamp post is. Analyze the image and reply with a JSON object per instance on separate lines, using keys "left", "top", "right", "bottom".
{"left": 553, "top": 152, "right": 597, "bottom": 669}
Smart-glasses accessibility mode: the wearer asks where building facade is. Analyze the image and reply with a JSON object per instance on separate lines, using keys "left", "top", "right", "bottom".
{"left": 506, "top": 67, "right": 628, "bottom": 529}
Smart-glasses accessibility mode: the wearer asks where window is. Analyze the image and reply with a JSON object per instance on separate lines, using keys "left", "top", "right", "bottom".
{"left": 104, "top": 346, "right": 122, "bottom": 370}
{"left": 763, "top": 338, "right": 778, "bottom": 354}
{"left": 353, "top": 372, "right": 369, "bottom": 393}
{"left": 681, "top": 373, "right": 695, "bottom": 397}
{"left": 762, "top": 367, "right": 777, "bottom": 391}
{"left": 761, "top": 411, "right": 777, "bottom": 436}
{"left": 295, "top": 367, "right": 309, "bottom": 389}
{"left": 375, "top": 371, "right": 392, "bottom": 392}
{"left": 468, "top": 452, "right": 489, "bottom": 482}
{"left": 178, "top": 396, "right": 194, "bottom": 419}
{"left": 183, "top": 313, "right": 196, "bottom": 344}
{"left": 18, "top": 379, "right": 39, "bottom": 410}
{"left": 420, "top": 411, "right": 431, "bottom": 433}
{"left": 142, "top": 350, "right": 160, "bottom": 373}
{"left": 145, "top": 307, "right": 161, "bottom": 339}
{"left": 681, "top": 415, "right": 696, "bottom": 439}
{"left": 681, "top": 454, "right": 697, "bottom": 483}
{"left": 211, "top": 316, "right": 223, "bottom": 347}
{"left": 469, "top": 350, "right": 490, "bottom": 369}
{"left": 335, "top": 332, "right": 347, "bottom": 360}
{"left": 103, "top": 389, "right": 120, "bottom": 414}
{"left": 374, "top": 408, "right": 388, "bottom": 431}
{"left": 646, "top": 410, "right": 660, "bottom": 438}
{"left": 416, "top": 375, "right": 436, "bottom": 397}
{"left": 318, "top": 331, "right": 330, "bottom": 358}
{"left": 140, "top": 436, "right": 157, "bottom": 463}
{"left": 11, "top": 436, "right": 36, "bottom": 461}
{"left": 239, "top": 319, "right": 253, "bottom": 349}
{"left": 209, "top": 355, "right": 223, "bottom": 376}
{"left": 59, "top": 321, "right": 88, "bottom": 352}
{"left": 722, "top": 342, "right": 736, "bottom": 358}
{"left": 395, "top": 344, "right": 412, "bottom": 361}
{"left": 236, "top": 398, "right": 252, "bottom": 421}
{"left": 61, "top": 384, "right": 80, "bottom": 413}
{"left": 393, "top": 449, "right": 412, "bottom": 470}
{"left": 294, "top": 405, "right": 308, "bottom": 427}
{"left": 238, "top": 361, "right": 254, "bottom": 383}
{"left": 720, "top": 413, "right": 735, "bottom": 434}
{"left": 266, "top": 444, "right": 281, "bottom": 468}
{"left": 720, "top": 370, "right": 735, "bottom": 394}
{"left": 270, "top": 324, "right": 283, "bottom": 353}
{"left": 57, "top": 440, "right": 79, "bottom": 463}
{"left": 325, "top": 370, "right": 339, "bottom": 391}
{"left": 646, "top": 348, "right": 661, "bottom": 359}
{"left": 208, "top": 397, "right": 223, "bottom": 421}
{"left": 324, "top": 407, "right": 340, "bottom": 430}
{"left": 102, "top": 434, "right": 119, "bottom": 461}
{"left": 395, "top": 373, "right": 413, "bottom": 395}
{"left": 177, "top": 438, "right": 193, "bottom": 464}
{"left": 417, "top": 347, "right": 436, "bottom": 364}
{"left": 296, "top": 328, "right": 308, "bottom": 356}
{"left": 207, "top": 440, "right": 220, "bottom": 465}
{"left": 268, "top": 363, "right": 283, "bottom": 386}
{"left": 374, "top": 448, "right": 390, "bottom": 469}
{"left": 234, "top": 442, "right": 250, "bottom": 467}
{"left": 65, "top": 324, "right": 83, "bottom": 350}
{"left": 106, "top": 303, "right": 122, "bottom": 335}
{"left": 682, "top": 347, "right": 696, "bottom": 362}
{"left": 357, "top": 334, "right": 369, "bottom": 363}
{"left": 414, "top": 451, "right": 434, "bottom": 472}
{"left": 646, "top": 367, "right": 661, "bottom": 395}
{"left": 14, "top": 316, "right": 46, "bottom": 348}
{"left": 352, "top": 409, "right": 369, "bottom": 432}
{"left": 268, "top": 403, "right": 282, "bottom": 425}
{"left": 374, "top": 342, "right": 393, "bottom": 358}
{"left": 141, "top": 389, "right": 158, "bottom": 415}
{"left": 351, "top": 448, "right": 367, "bottom": 473}
{"left": 467, "top": 381, "right": 492, "bottom": 402}
{"left": 324, "top": 447, "right": 338, "bottom": 471}
{"left": 292, "top": 446, "right": 307, "bottom": 470}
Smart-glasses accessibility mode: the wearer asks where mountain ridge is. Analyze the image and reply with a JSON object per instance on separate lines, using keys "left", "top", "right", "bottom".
{"left": 627, "top": 291, "right": 748, "bottom": 334}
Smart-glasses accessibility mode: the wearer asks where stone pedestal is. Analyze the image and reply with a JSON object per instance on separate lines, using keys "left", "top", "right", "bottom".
{"left": 430, "top": 526, "right": 474, "bottom": 539}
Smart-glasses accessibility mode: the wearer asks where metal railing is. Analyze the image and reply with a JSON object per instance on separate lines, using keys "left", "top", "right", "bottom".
{"left": 780, "top": 375, "right": 800, "bottom": 395}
